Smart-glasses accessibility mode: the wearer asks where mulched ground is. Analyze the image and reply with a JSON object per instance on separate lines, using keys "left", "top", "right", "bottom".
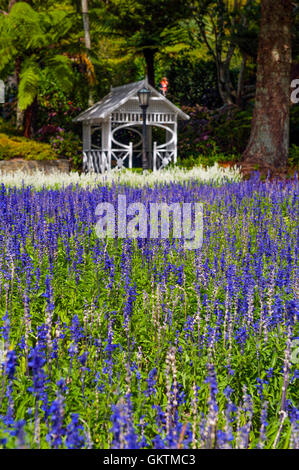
{"left": 235, "top": 162, "right": 298, "bottom": 181}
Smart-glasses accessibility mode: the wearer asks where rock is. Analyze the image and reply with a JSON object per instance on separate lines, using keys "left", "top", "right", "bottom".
{"left": 0, "top": 159, "right": 70, "bottom": 174}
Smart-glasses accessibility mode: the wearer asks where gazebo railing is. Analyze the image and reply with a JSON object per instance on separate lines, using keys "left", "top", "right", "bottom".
{"left": 83, "top": 143, "right": 176, "bottom": 172}
{"left": 111, "top": 112, "right": 176, "bottom": 123}
{"left": 83, "top": 144, "right": 133, "bottom": 173}
{"left": 153, "top": 142, "right": 176, "bottom": 171}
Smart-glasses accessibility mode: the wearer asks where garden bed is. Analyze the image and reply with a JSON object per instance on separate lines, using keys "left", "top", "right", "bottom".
{"left": 0, "top": 174, "right": 297, "bottom": 448}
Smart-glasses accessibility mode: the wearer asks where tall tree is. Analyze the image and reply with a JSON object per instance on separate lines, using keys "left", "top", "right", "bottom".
{"left": 81, "top": 0, "right": 94, "bottom": 106}
{"left": 0, "top": 2, "right": 77, "bottom": 137}
{"left": 193, "top": 0, "right": 259, "bottom": 106}
{"left": 0, "top": 0, "right": 25, "bottom": 129}
{"left": 242, "top": 0, "right": 293, "bottom": 167}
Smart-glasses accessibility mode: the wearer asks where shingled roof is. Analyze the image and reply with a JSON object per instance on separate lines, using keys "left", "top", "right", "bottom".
{"left": 73, "top": 79, "right": 189, "bottom": 122}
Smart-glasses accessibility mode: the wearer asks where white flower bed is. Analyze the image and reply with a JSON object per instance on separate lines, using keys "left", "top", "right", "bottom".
{"left": 0, "top": 164, "right": 242, "bottom": 188}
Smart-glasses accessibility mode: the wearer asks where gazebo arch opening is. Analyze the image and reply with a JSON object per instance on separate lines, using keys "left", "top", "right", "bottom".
{"left": 74, "top": 79, "right": 189, "bottom": 172}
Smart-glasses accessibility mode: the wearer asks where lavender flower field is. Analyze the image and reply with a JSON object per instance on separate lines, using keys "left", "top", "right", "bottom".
{"left": 0, "top": 173, "right": 298, "bottom": 449}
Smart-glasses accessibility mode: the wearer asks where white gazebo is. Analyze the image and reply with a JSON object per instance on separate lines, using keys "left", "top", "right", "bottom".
{"left": 73, "top": 79, "right": 189, "bottom": 172}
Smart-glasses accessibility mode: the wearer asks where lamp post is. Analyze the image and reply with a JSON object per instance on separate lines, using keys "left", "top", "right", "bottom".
{"left": 137, "top": 87, "right": 151, "bottom": 170}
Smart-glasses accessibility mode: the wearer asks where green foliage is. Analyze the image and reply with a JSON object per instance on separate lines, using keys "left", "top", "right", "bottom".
{"left": 178, "top": 104, "right": 252, "bottom": 162}
{"left": 0, "top": 2, "right": 78, "bottom": 111}
{"left": 211, "top": 106, "right": 253, "bottom": 154}
{"left": 166, "top": 58, "right": 222, "bottom": 108}
{"left": 288, "top": 145, "right": 299, "bottom": 167}
{"left": 36, "top": 73, "right": 84, "bottom": 132}
{"left": 0, "top": 0, "right": 296, "bottom": 169}
{"left": 18, "top": 59, "right": 40, "bottom": 111}
{"left": 98, "top": 0, "right": 191, "bottom": 51}
{"left": 49, "top": 130, "right": 82, "bottom": 170}
{"left": 95, "top": 0, "right": 193, "bottom": 84}
{"left": 179, "top": 98, "right": 299, "bottom": 165}
{"left": 191, "top": 0, "right": 260, "bottom": 106}
{"left": 177, "top": 152, "right": 239, "bottom": 169}
{"left": 229, "top": 0, "right": 260, "bottom": 59}
{"left": 0, "top": 117, "right": 22, "bottom": 137}
{"left": 0, "top": 133, "right": 56, "bottom": 160}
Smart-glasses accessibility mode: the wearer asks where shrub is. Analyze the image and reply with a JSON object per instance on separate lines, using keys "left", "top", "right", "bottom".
{"left": 289, "top": 144, "right": 299, "bottom": 167}
{"left": 179, "top": 101, "right": 299, "bottom": 167}
{"left": 49, "top": 130, "right": 82, "bottom": 170}
{"left": 211, "top": 106, "right": 253, "bottom": 154}
{"left": 178, "top": 105, "right": 219, "bottom": 159}
{"left": 0, "top": 133, "right": 56, "bottom": 160}
{"left": 178, "top": 104, "right": 252, "bottom": 162}
{"left": 0, "top": 117, "right": 22, "bottom": 137}
{"left": 37, "top": 74, "right": 84, "bottom": 132}
{"left": 166, "top": 58, "right": 222, "bottom": 108}
{"left": 177, "top": 152, "right": 239, "bottom": 169}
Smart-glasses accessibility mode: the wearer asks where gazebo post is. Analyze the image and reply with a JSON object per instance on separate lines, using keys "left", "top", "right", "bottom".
{"left": 82, "top": 122, "right": 91, "bottom": 171}
{"left": 166, "top": 126, "right": 172, "bottom": 151}
{"left": 101, "top": 118, "right": 112, "bottom": 171}
{"left": 165, "top": 120, "right": 177, "bottom": 164}
{"left": 173, "top": 119, "right": 177, "bottom": 164}
{"left": 147, "top": 126, "right": 152, "bottom": 169}
{"left": 153, "top": 141, "right": 157, "bottom": 171}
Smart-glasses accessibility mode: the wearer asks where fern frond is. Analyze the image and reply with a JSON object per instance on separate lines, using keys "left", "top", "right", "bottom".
{"left": 44, "top": 55, "right": 74, "bottom": 93}
{"left": 18, "top": 60, "right": 40, "bottom": 110}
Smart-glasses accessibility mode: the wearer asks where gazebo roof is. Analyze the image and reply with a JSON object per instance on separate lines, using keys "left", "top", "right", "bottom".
{"left": 74, "top": 79, "right": 189, "bottom": 122}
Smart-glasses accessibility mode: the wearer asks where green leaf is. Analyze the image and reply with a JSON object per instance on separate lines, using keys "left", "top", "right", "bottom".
{"left": 18, "top": 60, "right": 40, "bottom": 110}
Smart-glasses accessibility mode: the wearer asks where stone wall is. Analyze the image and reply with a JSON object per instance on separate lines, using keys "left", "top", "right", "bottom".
{"left": 0, "top": 159, "right": 70, "bottom": 174}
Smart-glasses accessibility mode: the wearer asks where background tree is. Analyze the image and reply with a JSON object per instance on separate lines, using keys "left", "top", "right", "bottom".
{"left": 242, "top": 0, "right": 293, "bottom": 168}
{"left": 0, "top": 1, "right": 80, "bottom": 136}
{"left": 192, "top": 0, "right": 259, "bottom": 106}
{"left": 97, "top": 0, "right": 192, "bottom": 87}
{"left": 81, "top": 0, "right": 94, "bottom": 106}
{"left": 0, "top": 0, "right": 27, "bottom": 129}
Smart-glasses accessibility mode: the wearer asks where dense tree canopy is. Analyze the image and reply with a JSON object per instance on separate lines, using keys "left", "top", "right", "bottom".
{"left": 95, "top": 0, "right": 192, "bottom": 86}
{"left": 0, "top": 0, "right": 298, "bottom": 168}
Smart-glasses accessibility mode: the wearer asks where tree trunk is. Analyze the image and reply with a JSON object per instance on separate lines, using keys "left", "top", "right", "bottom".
{"left": 15, "top": 56, "right": 24, "bottom": 131}
{"left": 81, "top": 0, "right": 94, "bottom": 106}
{"left": 82, "top": 0, "right": 91, "bottom": 49}
{"left": 16, "top": 103, "right": 24, "bottom": 131}
{"left": 236, "top": 53, "right": 247, "bottom": 107}
{"left": 23, "top": 106, "right": 32, "bottom": 138}
{"left": 8, "top": 0, "right": 18, "bottom": 10}
{"left": 6, "top": 2, "right": 24, "bottom": 130}
{"left": 143, "top": 49, "right": 156, "bottom": 87}
{"left": 242, "top": 0, "right": 292, "bottom": 168}
{"left": 23, "top": 97, "right": 37, "bottom": 138}
{"left": 217, "top": 61, "right": 235, "bottom": 105}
